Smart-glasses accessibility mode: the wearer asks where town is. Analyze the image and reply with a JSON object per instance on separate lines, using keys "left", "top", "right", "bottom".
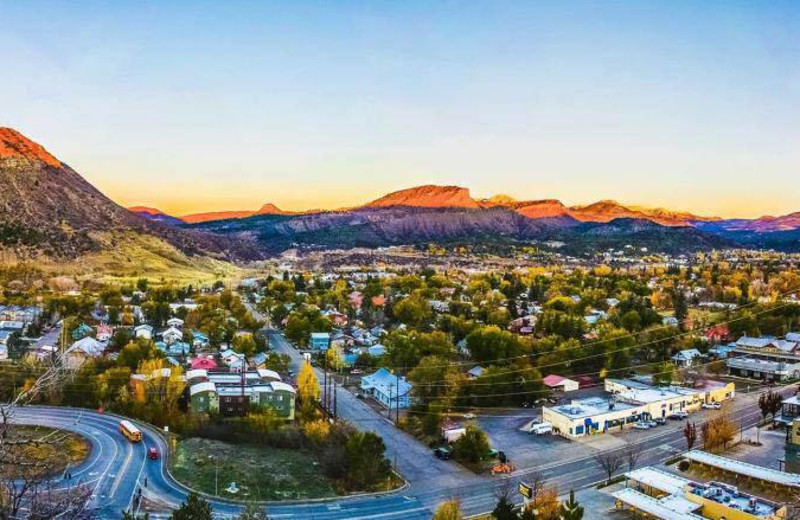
{"left": 2, "top": 249, "right": 800, "bottom": 519}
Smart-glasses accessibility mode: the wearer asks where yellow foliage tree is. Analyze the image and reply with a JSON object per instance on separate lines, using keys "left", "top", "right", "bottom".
{"left": 302, "top": 419, "right": 331, "bottom": 445}
{"left": 297, "top": 360, "right": 320, "bottom": 403}
{"left": 325, "top": 344, "right": 345, "bottom": 371}
{"left": 432, "top": 499, "right": 463, "bottom": 520}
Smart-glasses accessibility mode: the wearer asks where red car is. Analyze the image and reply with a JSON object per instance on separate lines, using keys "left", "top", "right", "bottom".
{"left": 148, "top": 447, "right": 159, "bottom": 460}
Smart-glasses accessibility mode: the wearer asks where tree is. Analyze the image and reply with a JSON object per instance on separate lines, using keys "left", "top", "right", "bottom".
{"left": 491, "top": 482, "right": 517, "bottom": 520}
{"left": 344, "top": 431, "right": 393, "bottom": 491}
{"left": 465, "top": 326, "right": 528, "bottom": 365}
{"left": 452, "top": 425, "right": 490, "bottom": 464}
{"left": 432, "top": 499, "right": 463, "bottom": 520}
{"left": 559, "top": 489, "right": 584, "bottom": 520}
{"left": 759, "top": 390, "right": 783, "bottom": 424}
{"left": 701, "top": 412, "right": 737, "bottom": 452}
{"left": 683, "top": 422, "right": 698, "bottom": 451}
{"left": 297, "top": 361, "right": 320, "bottom": 403}
{"left": 325, "top": 344, "right": 345, "bottom": 372}
{"left": 170, "top": 492, "right": 212, "bottom": 520}
{"left": 593, "top": 450, "right": 624, "bottom": 485}
{"left": 624, "top": 443, "right": 643, "bottom": 472}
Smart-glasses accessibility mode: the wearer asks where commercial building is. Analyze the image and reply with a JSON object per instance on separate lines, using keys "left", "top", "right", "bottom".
{"left": 726, "top": 335, "right": 800, "bottom": 381}
{"left": 543, "top": 379, "right": 734, "bottom": 438}
{"left": 614, "top": 465, "right": 787, "bottom": 520}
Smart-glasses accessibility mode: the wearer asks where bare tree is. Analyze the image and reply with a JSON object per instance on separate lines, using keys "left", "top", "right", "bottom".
{"left": 624, "top": 443, "right": 644, "bottom": 471}
{"left": 683, "top": 422, "right": 698, "bottom": 451}
{"left": 0, "top": 355, "right": 92, "bottom": 519}
{"left": 594, "top": 450, "right": 624, "bottom": 485}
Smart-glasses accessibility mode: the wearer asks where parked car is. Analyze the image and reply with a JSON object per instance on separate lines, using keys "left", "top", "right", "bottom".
{"left": 462, "top": 412, "right": 476, "bottom": 420}
{"left": 148, "top": 447, "right": 159, "bottom": 460}
{"left": 702, "top": 402, "right": 722, "bottom": 410}
{"left": 530, "top": 422, "right": 553, "bottom": 435}
{"left": 633, "top": 422, "right": 650, "bottom": 430}
{"left": 654, "top": 417, "right": 667, "bottom": 425}
{"left": 434, "top": 447, "right": 452, "bottom": 460}
{"left": 671, "top": 411, "right": 689, "bottom": 420}
{"left": 644, "top": 420, "right": 658, "bottom": 428}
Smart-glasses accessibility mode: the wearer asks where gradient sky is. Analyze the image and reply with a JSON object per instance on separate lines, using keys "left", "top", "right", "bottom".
{"left": 2, "top": 1, "right": 799, "bottom": 217}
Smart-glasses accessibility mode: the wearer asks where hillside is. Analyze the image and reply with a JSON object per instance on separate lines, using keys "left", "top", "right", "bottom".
{"left": 0, "top": 128, "right": 257, "bottom": 262}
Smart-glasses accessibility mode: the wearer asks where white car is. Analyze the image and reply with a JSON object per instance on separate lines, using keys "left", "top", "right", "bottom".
{"left": 702, "top": 402, "right": 722, "bottom": 410}
{"left": 633, "top": 422, "right": 650, "bottom": 430}
{"left": 462, "top": 413, "right": 476, "bottom": 420}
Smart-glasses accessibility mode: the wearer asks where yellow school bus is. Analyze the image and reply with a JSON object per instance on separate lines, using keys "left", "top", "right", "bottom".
{"left": 119, "top": 420, "right": 142, "bottom": 442}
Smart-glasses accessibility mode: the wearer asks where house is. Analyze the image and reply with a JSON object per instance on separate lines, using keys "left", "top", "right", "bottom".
{"left": 96, "top": 325, "right": 114, "bottom": 342}
{"left": 161, "top": 326, "right": 184, "bottom": 345}
{"left": 64, "top": 337, "right": 106, "bottom": 370}
{"left": 309, "top": 332, "right": 330, "bottom": 351}
{"left": 543, "top": 374, "right": 580, "bottom": 393}
{"left": 348, "top": 291, "right": 364, "bottom": 309}
{"left": 0, "top": 330, "right": 12, "bottom": 346}
{"left": 368, "top": 344, "right": 387, "bottom": 357}
{"left": 467, "top": 366, "right": 485, "bottom": 379}
{"left": 192, "top": 331, "right": 210, "bottom": 348}
{"left": 191, "top": 355, "right": 218, "bottom": 370}
{"left": 70, "top": 323, "right": 93, "bottom": 341}
{"left": 134, "top": 324, "right": 154, "bottom": 340}
{"left": 708, "top": 343, "right": 736, "bottom": 359}
{"left": 167, "top": 317, "right": 185, "bottom": 328}
{"left": 441, "top": 419, "right": 467, "bottom": 443}
{"left": 221, "top": 350, "right": 246, "bottom": 371}
{"left": 360, "top": 368, "right": 411, "bottom": 410}
{"left": 671, "top": 349, "right": 703, "bottom": 367}
{"left": 0, "top": 345, "right": 7, "bottom": 361}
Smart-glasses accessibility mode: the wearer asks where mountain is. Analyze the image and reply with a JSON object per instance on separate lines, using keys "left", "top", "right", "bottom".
{"left": 0, "top": 128, "right": 256, "bottom": 260}
{"left": 567, "top": 200, "right": 717, "bottom": 227}
{"left": 366, "top": 185, "right": 480, "bottom": 209}
{"left": 180, "top": 202, "right": 289, "bottom": 223}
{"left": 695, "top": 212, "right": 800, "bottom": 233}
{"left": 128, "top": 206, "right": 185, "bottom": 226}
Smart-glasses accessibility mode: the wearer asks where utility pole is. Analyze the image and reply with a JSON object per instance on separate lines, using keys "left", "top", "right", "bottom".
{"left": 396, "top": 373, "right": 400, "bottom": 424}
{"left": 333, "top": 377, "right": 337, "bottom": 421}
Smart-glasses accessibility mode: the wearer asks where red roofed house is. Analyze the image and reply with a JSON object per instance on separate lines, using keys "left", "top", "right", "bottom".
{"left": 542, "top": 374, "right": 580, "bottom": 393}
{"left": 191, "top": 354, "right": 218, "bottom": 371}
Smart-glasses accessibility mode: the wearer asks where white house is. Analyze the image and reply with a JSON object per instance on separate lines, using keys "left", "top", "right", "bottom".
{"left": 64, "top": 337, "right": 106, "bottom": 370}
{"left": 167, "top": 317, "right": 185, "bottom": 329}
{"left": 134, "top": 324, "right": 154, "bottom": 340}
{"left": 672, "top": 348, "right": 703, "bottom": 367}
{"left": 161, "top": 326, "right": 184, "bottom": 345}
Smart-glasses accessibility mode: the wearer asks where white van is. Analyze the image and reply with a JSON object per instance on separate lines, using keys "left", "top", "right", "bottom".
{"left": 530, "top": 422, "right": 553, "bottom": 435}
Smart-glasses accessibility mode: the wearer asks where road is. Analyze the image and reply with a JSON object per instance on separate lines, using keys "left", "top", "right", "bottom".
{"left": 7, "top": 301, "right": 792, "bottom": 518}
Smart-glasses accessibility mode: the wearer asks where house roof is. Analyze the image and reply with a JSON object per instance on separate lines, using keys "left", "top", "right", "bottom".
{"left": 543, "top": 374, "right": 566, "bottom": 387}
{"left": 672, "top": 349, "right": 702, "bottom": 361}
{"left": 190, "top": 381, "right": 216, "bottom": 396}
{"left": 68, "top": 336, "right": 105, "bottom": 357}
{"left": 361, "top": 368, "right": 411, "bottom": 397}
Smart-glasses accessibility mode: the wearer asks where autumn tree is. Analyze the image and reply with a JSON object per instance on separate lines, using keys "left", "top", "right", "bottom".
{"left": 701, "top": 412, "right": 737, "bottom": 452}
{"left": 594, "top": 450, "right": 624, "bottom": 485}
{"left": 432, "top": 499, "right": 463, "bottom": 520}
{"left": 452, "top": 425, "right": 490, "bottom": 464}
{"left": 297, "top": 361, "right": 320, "bottom": 404}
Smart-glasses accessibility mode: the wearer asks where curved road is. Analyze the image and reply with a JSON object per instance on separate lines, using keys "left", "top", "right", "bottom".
{"left": 13, "top": 383, "right": 784, "bottom": 519}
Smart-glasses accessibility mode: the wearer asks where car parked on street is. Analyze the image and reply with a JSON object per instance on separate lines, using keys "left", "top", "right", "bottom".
{"left": 434, "top": 447, "right": 452, "bottom": 460}
{"left": 633, "top": 422, "right": 650, "bottom": 430}
{"left": 702, "top": 402, "right": 722, "bottom": 410}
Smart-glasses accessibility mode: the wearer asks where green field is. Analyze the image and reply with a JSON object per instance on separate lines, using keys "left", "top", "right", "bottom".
{"left": 170, "top": 437, "right": 337, "bottom": 501}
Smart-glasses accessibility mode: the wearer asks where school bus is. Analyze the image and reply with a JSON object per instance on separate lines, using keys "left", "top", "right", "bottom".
{"left": 119, "top": 420, "right": 142, "bottom": 442}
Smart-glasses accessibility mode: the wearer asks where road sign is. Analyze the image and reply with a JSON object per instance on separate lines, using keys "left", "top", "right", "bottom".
{"left": 518, "top": 482, "right": 533, "bottom": 499}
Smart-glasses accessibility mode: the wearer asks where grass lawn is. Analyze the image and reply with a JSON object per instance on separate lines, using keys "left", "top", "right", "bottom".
{"left": 171, "top": 437, "right": 337, "bottom": 501}
{"left": 2, "top": 425, "right": 90, "bottom": 478}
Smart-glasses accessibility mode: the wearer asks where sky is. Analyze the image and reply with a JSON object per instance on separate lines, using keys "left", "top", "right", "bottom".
{"left": 1, "top": 1, "right": 799, "bottom": 218}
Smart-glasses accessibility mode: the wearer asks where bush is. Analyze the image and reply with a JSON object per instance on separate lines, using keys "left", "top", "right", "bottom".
{"left": 678, "top": 460, "right": 690, "bottom": 472}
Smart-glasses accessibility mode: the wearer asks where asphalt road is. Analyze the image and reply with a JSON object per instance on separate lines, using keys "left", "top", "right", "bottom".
{"left": 8, "top": 301, "right": 791, "bottom": 518}
{"left": 13, "top": 389, "right": 779, "bottom": 519}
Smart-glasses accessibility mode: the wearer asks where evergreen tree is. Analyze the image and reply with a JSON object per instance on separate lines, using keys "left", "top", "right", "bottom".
{"left": 491, "top": 494, "right": 517, "bottom": 520}
{"left": 170, "top": 493, "right": 212, "bottom": 520}
{"left": 559, "top": 489, "right": 584, "bottom": 520}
